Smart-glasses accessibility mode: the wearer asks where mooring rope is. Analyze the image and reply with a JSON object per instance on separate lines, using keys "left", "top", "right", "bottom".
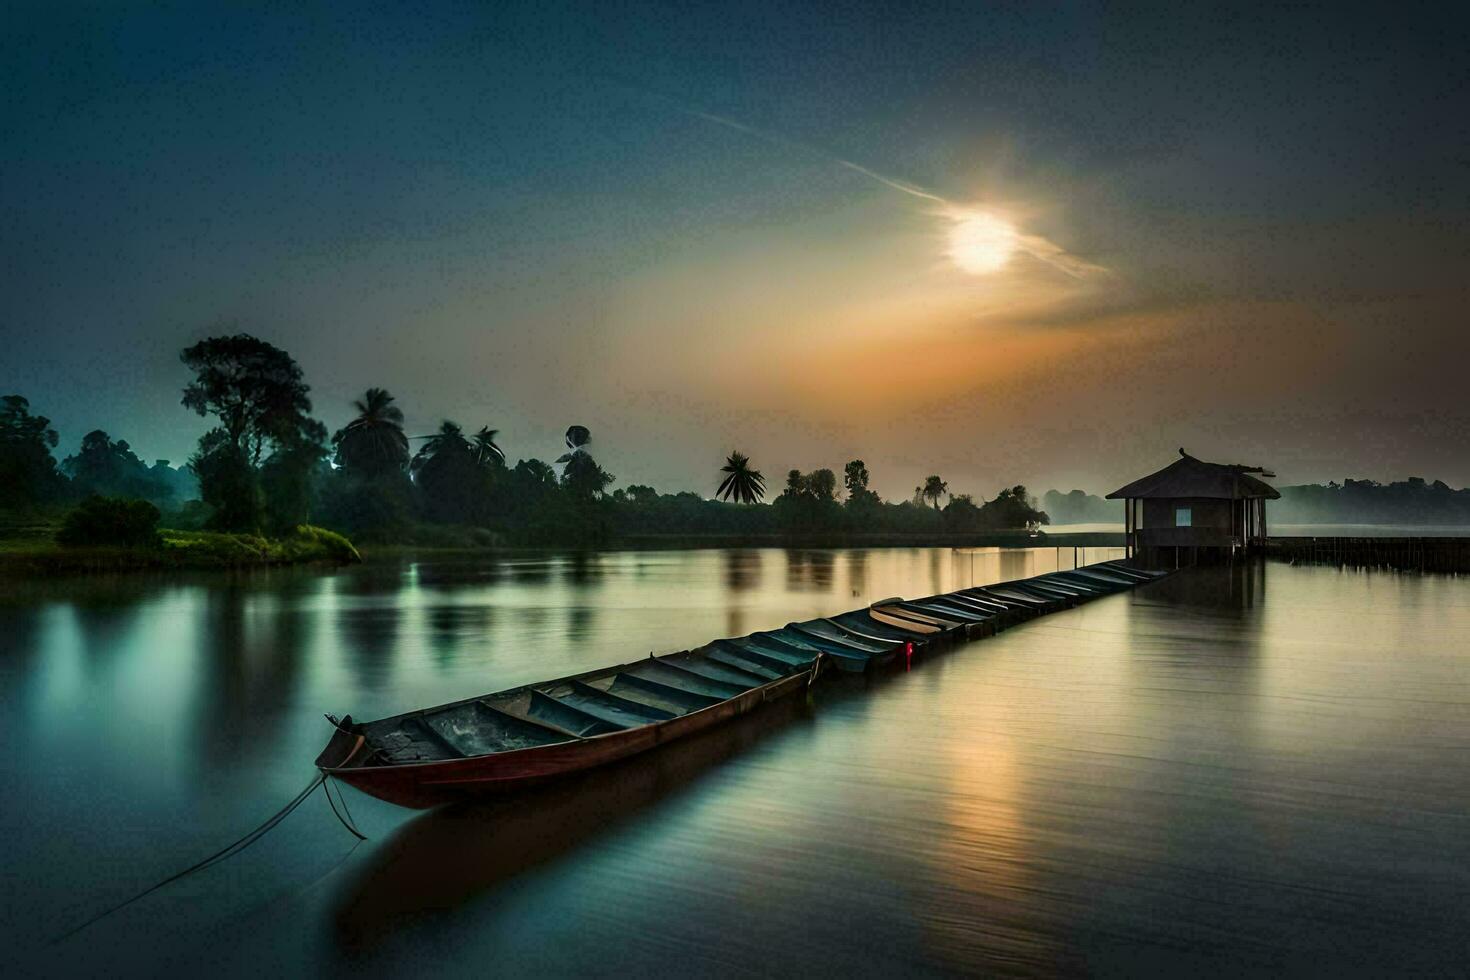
{"left": 51, "top": 770, "right": 366, "bottom": 945}
{"left": 322, "top": 774, "right": 367, "bottom": 841}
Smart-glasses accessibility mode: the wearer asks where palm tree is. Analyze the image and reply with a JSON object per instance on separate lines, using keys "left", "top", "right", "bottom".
{"left": 411, "top": 420, "right": 472, "bottom": 474}
{"left": 716, "top": 451, "right": 766, "bottom": 504}
{"left": 471, "top": 426, "right": 505, "bottom": 468}
{"left": 410, "top": 420, "right": 490, "bottom": 524}
{"left": 553, "top": 424, "right": 614, "bottom": 501}
{"left": 333, "top": 387, "right": 409, "bottom": 477}
{"left": 921, "top": 474, "right": 949, "bottom": 510}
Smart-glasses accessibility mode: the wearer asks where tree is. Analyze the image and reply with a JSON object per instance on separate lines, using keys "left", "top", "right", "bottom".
{"left": 773, "top": 467, "right": 840, "bottom": 532}
{"left": 180, "top": 335, "right": 321, "bottom": 530}
{"left": 807, "top": 468, "right": 837, "bottom": 501}
{"left": 147, "top": 459, "right": 197, "bottom": 505}
{"left": 412, "top": 420, "right": 472, "bottom": 468}
{"left": 975, "top": 485, "right": 1049, "bottom": 530}
{"left": 471, "top": 427, "right": 505, "bottom": 468}
{"left": 412, "top": 420, "right": 492, "bottom": 524}
{"left": 332, "top": 388, "right": 409, "bottom": 478}
{"left": 844, "top": 458, "right": 880, "bottom": 511}
{"left": 941, "top": 493, "right": 983, "bottom": 532}
{"left": 0, "top": 395, "right": 65, "bottom": 509}
{"left": 515, "top": 458, "right": 558, "bottom": 487}
{"left": 561, "top": 451, "right": 615, "bottom": 501}
{"left": 921, "top": 475, "right": 949, "bottom": 510}
{"left": 618, "top": 484, "right": 660, "bottom": 505}
{"left": 557, "top": 424, "right": 614, "bottom": 501}
{"left": 189, "top": 428, "right": 262, "bottom": 530}
{"left": 56, "top": 496, "right": 162, "bottom": 548}
{"left": 716, "top": 451, "right": 766, "bottom": 504}
{"left": 322, "top": 388, "right": 414, "bottom": 533}
{"left": 62, "top": 430, "right": 162, "bottom": 501}
{"left": 181, "top": 335, "right": 315, "bottom": 465}
{"left": 259, "top": 418, "right": 328, "bottom": 533}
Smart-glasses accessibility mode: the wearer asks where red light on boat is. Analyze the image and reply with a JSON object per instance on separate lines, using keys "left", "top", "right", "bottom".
{"left": 904, "top": 641, "right": 914, "bottom": 669}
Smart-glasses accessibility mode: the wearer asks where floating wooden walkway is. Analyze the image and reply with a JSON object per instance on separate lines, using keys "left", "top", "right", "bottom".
{"left": 1264, "top": 536, "right": 1470, "bottom": 573}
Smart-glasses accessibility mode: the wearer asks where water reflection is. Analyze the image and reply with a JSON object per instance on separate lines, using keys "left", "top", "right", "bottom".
{"left": 426, "top": 603, "right": 494, "bottom": 666}
{"left": 564, "top": 551, "right": 603, "bottom": 586}
{"left": 721, "top": 548, "right": 760, "bottom": 593}
{"left": 71, "top": 595, "right": 143, "bottom": 664}
{"left": 7, "top": 551, "right": 1466, "bottom": 977}
{"left": 1143, "top": 560, "right": 1266, "bottom": 611}
{"left": 193, "top": 583, "right": 307, "bottom": 771}
{"left": 784, "top": 549, "right": 835, "bottom": 592}
{"left": 996, "top": 547, "right": 1029, "bottom": 584}
{"left": 417, "top": 559, "right": 501, "bottom": 590}
{"left": 506, "top": 557, "right": 554, "bottom": 584}
{"left": 0, "top": 601, "right": 42, "bottom": 676}
{"left": 338, "top": 599, "right": 402, "bottom": 692}
{"left": 565, "top": 604, "right": 596, "bottom": 642}
{"left": 845, "top": 549, "right": 869, "bottom": 598}
{"left": 926, "top": 730, "right": 1053, "bottom": 973}
{"left": 331, "top": 695, "right": 815, "bottom": 951}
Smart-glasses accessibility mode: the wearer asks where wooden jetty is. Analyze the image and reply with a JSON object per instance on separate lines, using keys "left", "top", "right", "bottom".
{"left": 316, "top": 559, "right": 1168, "bottom": 808}
{"left": 1264, "top": 536, "right": 1470, "bottom": 573}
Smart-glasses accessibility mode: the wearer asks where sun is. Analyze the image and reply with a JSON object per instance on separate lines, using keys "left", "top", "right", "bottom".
{"left": 947, "top": 210, "right": 1017, "bottom": 275}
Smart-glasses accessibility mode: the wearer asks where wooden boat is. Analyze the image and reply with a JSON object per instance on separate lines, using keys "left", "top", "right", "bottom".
{"left": 1001, "top": 580, "right": 1079, "bottom": 603}
{"left": 900, "top": 597, "right": 993, "bottom": 623}
{"left": 955, "top": 587, "right": 1034, "bottom": 612}
{"left": 906, "top": 599, "right": 995, "bottom": 635}
{"left": 820, "top": 612, "right": 928, "bottom": 648}
{"left": 779, "top": 623, "right": 899, "bottom": 672}
{"left": 968, "top": 585, "right": 1051, "bottom": 608}
{"left": 873, "top": 601, "right": 969, "bottom": 636}
{"left": 738, "top": 628, "right": 871, "bottom": 673}
{"left": 314, "top": 645, "right": 825, "bottom": 808}
{"left": 853, "top": 605, "right": 944, "bottom": 636}
{"left": 921, "top": 591, "right": 1011, "bottom": 616}
{"left": 1058, "top": 568, "right": 1138, "bottom": 588}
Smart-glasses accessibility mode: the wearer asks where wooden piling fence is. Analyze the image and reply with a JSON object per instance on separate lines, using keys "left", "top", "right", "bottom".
{"left": 1264, "top": 536, "right": 1470, "bottom": 573}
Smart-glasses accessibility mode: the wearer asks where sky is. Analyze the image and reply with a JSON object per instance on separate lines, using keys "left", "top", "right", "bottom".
{"left": 3, "top": 1, "right": 1469, "bottom": 499}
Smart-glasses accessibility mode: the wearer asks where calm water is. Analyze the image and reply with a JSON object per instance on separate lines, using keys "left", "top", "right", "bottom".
{"left": 4, "top": 548, "right": 1468, "bottom": 977}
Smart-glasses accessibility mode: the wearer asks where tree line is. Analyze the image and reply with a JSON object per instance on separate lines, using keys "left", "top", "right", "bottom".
{"left": 1272, "top": 478, "right": 1470, "bottom": 526}
{"left": 1041, "top": 480, "right": 1470, "bottom": 527}
{"left": 2, "top": 332, "right": 1054, "bottom": 545}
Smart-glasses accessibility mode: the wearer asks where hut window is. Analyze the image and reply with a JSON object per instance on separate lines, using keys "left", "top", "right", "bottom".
{"left": 1175, "top": 507, "right": 1192, "bottom": 527}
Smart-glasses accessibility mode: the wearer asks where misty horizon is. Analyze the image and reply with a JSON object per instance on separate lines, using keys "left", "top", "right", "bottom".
{"left": 12, "top": 364, "right": 1470, "bottom": 507}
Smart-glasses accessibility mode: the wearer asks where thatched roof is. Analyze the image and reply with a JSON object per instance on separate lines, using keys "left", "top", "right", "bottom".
{"left": 1106, "top": 450, "right": 1279, "bottom": 500}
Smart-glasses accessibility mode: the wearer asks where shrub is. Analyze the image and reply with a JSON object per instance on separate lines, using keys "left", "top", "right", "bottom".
{"left": 56, "top": 495, "right": 162, "bottom": 548}
{"left": 284, "top": 525, "right": 362, "bottom": 563}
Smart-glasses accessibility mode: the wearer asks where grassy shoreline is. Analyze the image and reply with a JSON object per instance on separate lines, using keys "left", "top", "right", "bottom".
{"left": 0, "top": 524, "right": 361, "bottom": 576}
{"left": 1, "top": 522, "right": 1125, "bottom": 576}
{"left": 353, "top": 529, "right": 1126, "bottom": 560}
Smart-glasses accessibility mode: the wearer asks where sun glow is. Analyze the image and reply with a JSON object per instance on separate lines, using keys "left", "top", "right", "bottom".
{"left": 947, "top": 211, "right": 1017, "bottom": 275}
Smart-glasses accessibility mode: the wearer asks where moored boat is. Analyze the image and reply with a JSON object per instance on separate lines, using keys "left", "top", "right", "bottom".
{"left": 315, "top": 645, "right": 825, "bottom": 808}
{"left": 779, "top": 623, "right": 899, "bottom": 672}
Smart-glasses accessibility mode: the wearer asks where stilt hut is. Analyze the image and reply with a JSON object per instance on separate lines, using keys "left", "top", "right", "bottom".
{"left": 1107, "top": 450, "right": 1278, "bottom": 567}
